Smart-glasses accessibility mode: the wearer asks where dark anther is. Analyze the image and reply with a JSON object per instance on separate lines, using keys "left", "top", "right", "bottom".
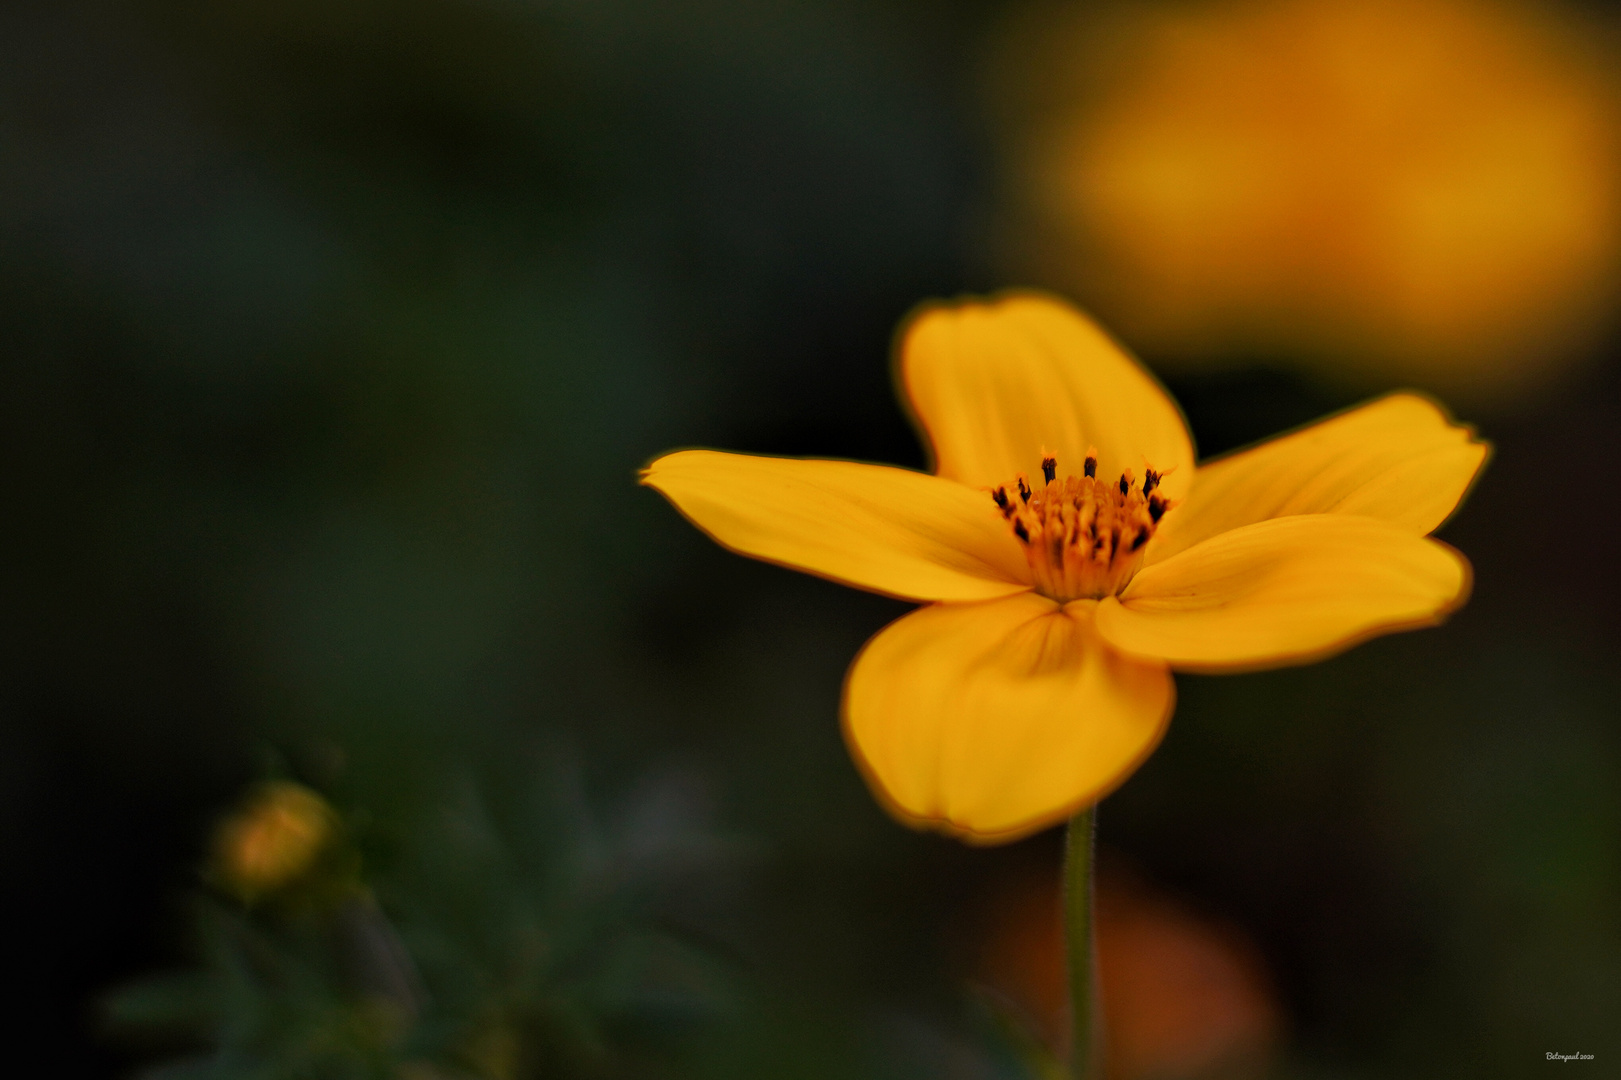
{"left": 1129, "top": 530, "right": 1149, "bottom": 552}
{"left": 1041, "top": 456, "right": 1057, "bottom": 484}
{"left": 1148, "top": 495, "right": 1166, "bottom": 522}
{"left": 1143, "top": 469, "right": 1161, "bottom": 495}
{"left": 1018, "top": 477, "right": 1031, "bottom": 503}
{"left": 1119, "top": 474, "right": 1130, "bottom": 496}
{"left": 1012, "top": 520, "right": 1030, "bottom": 543}
{"left": 993, "top": 487, "right": 1016, "bottom": 519}
{"left": 1083, "top": 454, "right": 1097, "bottom": 478}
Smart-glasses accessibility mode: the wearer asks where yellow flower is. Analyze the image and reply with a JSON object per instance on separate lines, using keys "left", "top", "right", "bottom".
{"left": 214, "top": 781, "right": 337, "bottom": 900}
{"left": 991, "top": 0, "right": 1621, "bottom": 402}
{"left": 642, "top": 293, "right": 1485, "bottom": 844}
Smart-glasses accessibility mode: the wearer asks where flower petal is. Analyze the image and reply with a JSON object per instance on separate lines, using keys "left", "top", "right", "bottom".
{"left": 899, "top": 292, "right": 1196, "bottom": 501}
{"left": 642, "top": 450, "right": 1032, "bottom": 602}
{"left": 1097, "top": 515, "right": 1471, "bottom": 671}
{"left": 1149, "top": 393, "right": 1488, "bottom": 565}
{"left": 843, "top": 593, "right": 1174, "bottom": 843}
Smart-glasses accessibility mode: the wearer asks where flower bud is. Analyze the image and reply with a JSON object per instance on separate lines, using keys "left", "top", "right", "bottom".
{"left": 213, "top": 781, "right": 336, "bottom": 901}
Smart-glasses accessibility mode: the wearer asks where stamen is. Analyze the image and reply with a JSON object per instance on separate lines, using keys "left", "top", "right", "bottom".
{"left": 987, "top": 455, "right": 1174, "bottom": 601}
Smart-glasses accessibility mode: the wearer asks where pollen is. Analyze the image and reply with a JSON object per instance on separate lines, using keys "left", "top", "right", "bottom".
{"left": 989, "top": 449, "right": 1172, "bottom": 601}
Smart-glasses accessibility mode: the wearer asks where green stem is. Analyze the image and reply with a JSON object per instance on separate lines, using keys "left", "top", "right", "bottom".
{"left": 1063, "top": 808, "right": 1099, "bottom": 1080}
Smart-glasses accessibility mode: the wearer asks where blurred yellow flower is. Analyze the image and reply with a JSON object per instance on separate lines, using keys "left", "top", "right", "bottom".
{"left": 214, "top": 781, "right": 336, "bottom": 900}
{"left": 643, "top": 294, "right": 1484, "bottom": 842}
{"left": 992, "top": 0, "right": 1621, "bottom": 402}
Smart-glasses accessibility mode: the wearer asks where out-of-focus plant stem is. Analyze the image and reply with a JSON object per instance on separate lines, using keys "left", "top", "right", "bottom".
{"left": 1064, "top": 808, "right": 1099, "bottom": 1080}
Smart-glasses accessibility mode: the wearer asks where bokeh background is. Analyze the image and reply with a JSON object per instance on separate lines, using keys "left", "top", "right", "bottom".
{"left": 4, "top": 0, "right": 1619, "bottom": 1076}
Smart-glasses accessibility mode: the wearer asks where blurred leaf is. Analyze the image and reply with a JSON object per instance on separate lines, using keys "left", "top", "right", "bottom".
{"left": 108, "top": 759, "right": 741, "bottom": 1079}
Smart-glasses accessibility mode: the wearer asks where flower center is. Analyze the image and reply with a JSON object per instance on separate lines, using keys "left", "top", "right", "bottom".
{"left": 990, "top": 449, "right": 1171, "bottom": 602}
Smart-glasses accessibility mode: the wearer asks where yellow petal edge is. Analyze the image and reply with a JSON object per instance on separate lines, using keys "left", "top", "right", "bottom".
{"left": 641, "top": 450, "right": 1033, "bottom": 602}
{"left": 1150, "top": 392, "right": 1488, "bottom": 564}
{"left": 843, "top": 593, "right": 1174, "bottom": 843}
{"left": 899, "top": 292, "right": 1196, "bottom": 501}
{"left": 1098, "top": 514, "right": 1472, "bottom": 672}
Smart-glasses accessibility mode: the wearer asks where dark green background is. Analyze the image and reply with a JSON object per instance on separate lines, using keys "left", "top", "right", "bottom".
{"left": 2, "top": 1, "right": 1617, "bottom": 1074}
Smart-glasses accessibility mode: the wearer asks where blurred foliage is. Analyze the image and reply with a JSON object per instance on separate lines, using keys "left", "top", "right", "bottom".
{"left": 107, "top": 767, "right": 738, "bottom": 1079}
{"left": 2, "top": 0, "right": 1619, "bottom": 1077}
